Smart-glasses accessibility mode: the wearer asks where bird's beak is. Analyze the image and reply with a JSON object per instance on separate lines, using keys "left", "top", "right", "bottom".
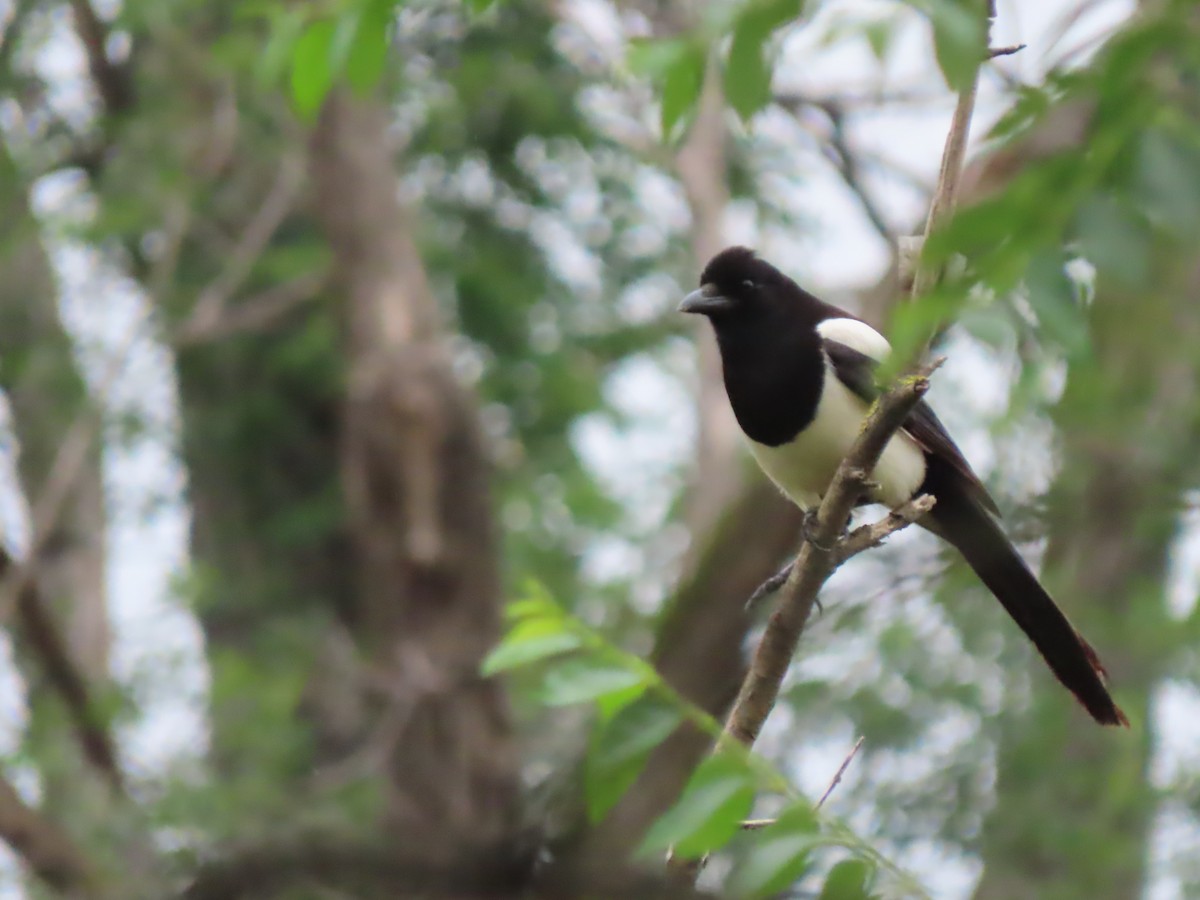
{"left": 678, "top": 284, "right": 733, "bottom": 315}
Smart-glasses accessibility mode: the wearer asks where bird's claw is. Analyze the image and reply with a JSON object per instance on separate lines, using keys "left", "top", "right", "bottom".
{"left": 744, "top": 558, "right": 824, "bottom": 614}
{"left": 802, "top": 508, "right": 837, "bottom": 553}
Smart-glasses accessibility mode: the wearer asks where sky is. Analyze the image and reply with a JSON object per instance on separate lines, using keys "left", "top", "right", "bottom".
{"left": 5, "top": 0, "right": 1200, "bottom": 897}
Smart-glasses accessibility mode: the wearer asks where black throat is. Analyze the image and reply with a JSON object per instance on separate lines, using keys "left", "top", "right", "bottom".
{"left": 712, "top": 314, "right": 825, "bottom": 448}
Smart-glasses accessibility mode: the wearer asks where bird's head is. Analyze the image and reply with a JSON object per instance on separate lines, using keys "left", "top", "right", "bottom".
{"left": 678, "top": 246, "right": 788, "bottom": 322}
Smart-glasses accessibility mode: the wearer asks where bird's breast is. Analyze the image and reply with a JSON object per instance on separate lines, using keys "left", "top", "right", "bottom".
{"left": 746, "top": 361, "right": 926, "bottom": 510}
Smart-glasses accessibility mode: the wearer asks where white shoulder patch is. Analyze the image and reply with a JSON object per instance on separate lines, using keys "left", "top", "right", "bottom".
{"left": 816, "top": 317, "right": 891, "bottom": 362}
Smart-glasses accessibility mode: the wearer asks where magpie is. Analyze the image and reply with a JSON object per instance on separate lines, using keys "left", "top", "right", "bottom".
{"left": 680, "top": 246, "right": 1126, "bottom": 727}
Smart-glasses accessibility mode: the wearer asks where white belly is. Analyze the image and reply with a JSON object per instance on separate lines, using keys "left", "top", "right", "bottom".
{"left": 747, "top": 365, "right": 926, "bottom": 510}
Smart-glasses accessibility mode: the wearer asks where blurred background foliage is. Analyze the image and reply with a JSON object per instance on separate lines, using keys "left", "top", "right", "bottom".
{"left": 0, "top": 0, "right": 1197, "bottom": 897}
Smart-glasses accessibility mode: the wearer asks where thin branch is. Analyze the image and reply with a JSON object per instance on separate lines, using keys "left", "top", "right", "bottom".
{"left": 989, "top": 44, "right": 1025, "bottom": 58}
{"left": 172, "top": 271, "right": 326, "bottom": 347}
{"left": 832, "top": 494, "right": 936, "bottom": 566}
{"left": 176, "top": 153, "right": 305, "bottom": 339}
{"left": 0, "top": 314, "right": 146, "bottom": 634}
{"left": 774, "top": 95, "right": 896, "bottom": 251}
{"left": 68, "top": 0, "right": 133, "bottom": 114}
{"left": 0, "top": 771, "right": 98, "bottom": 895}
{"left": 816, "top": 736, "right": 865, "bottom": 809}
{"left": 909, "top": 3, "right": 997, "bottom": 301}
{"left": 744, "top": 492, "right": 937, "bottom": 612}
{"left": 3, "top": 549, "right": 123, "bottom": 790}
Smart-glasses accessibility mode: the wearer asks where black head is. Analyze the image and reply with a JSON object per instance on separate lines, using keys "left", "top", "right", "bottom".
{"left": 678, "top": 246, "right": 798, "bottom": 321}
{"left": 678, "top": 247, "right": 831, "bottom": 446}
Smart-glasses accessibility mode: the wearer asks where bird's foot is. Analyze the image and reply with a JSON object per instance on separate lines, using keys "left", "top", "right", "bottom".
{"left": 744, "top": 557, "right": 825, "bottom": 615}
{"left": 745, "top": 561, "right": 793, "bottom": 611}
{"left": 802, "top": 508, "right": 842, "bottom": 553}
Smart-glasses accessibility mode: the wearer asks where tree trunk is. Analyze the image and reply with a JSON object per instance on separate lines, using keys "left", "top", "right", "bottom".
{"left": 309, "top": 90, "right": 520, "bottom": 855}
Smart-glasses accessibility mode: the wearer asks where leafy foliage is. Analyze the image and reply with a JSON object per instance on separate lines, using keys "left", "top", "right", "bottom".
{"left": 485, "top": 586, "right": 930, "bottom": 898}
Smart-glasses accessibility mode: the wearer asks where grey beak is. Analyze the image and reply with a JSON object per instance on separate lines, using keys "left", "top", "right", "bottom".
{"left": 678, "top": 284, "right": 733, "bottom": 315}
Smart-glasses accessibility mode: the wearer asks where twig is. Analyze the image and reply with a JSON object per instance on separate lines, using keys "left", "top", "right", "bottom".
{"left": 176, "top": 153, "right": 305, "bottom": 340}
{"left": 744, "top": 492, "right": 937, "bottom": 611}
{"left": 816, "top": 736, "right": 865, "bottom": 809}
{"left": 774, "top": 95, "right": 896, "bottom": 251}
{"left": 909, "top": 1, "right": 996, "bottom": 301}
{"left": 0, "top": 770, "right": 98, "bottom": 895}
{"left": 832, "top": 494, "right": 936, "bottom": 565}
{"left": 0, "top": 314, "right": 147, "bottom": 632}
{"left": 68, "top": 0, "right": 133, "bottom": 114}
{"left": 988, "top": 44, "right": 1025, "bottom": 58}
{"left": 3, "top": 548, "right": 123, "bottom": 791}
{"left": 173, "top": 271, "right": 325, "bottom": 346}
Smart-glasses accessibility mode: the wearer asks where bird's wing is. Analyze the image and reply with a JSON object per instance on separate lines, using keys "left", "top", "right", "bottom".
{"left": 822, "top": 338, "right": 1000, "bottom": 516}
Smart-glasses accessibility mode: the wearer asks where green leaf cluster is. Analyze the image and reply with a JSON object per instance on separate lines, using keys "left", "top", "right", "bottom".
{"left": 484, "top": 586, "right": 927, "bottom": 898}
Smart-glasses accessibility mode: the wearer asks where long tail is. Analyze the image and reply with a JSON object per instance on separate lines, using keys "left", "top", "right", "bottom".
{"left": 924, "top": 482, "right": 1128, "bottom": 727}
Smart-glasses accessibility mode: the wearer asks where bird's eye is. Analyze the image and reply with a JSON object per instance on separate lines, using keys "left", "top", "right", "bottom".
{"left": 741, "top": 279, "right": 757, "bottom": 290}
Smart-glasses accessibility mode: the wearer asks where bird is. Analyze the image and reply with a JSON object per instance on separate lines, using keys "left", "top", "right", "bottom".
{"left": 679, "top": 245, "right": 1127, "bottom": 727}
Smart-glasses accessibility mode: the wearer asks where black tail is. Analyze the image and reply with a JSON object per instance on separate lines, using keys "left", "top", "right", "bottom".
{"left": 924, "top": 479, "right": 1127, "bottom": 727}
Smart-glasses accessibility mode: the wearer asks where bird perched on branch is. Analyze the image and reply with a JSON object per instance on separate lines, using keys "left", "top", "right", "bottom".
{"left": 680, "top": 245, "right": 1126, "bottom": 727}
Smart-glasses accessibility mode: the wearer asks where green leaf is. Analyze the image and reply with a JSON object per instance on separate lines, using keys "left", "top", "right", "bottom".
{"left": 724, "top": 0, "right": 803, "bottom": 121}
{"left": 863, "top": 17, "right": 896, "bottom": 62}
{"left": 466, "top": 0, "right": 498, "bottom": 12}
{"left": 594, "top": 680, "right": 649, "bottom": 719}
{"left": 640, "top": 751, "right": 756, "bottom": 858}
{"left": 1023, "top": 250, "right": 1089, "bottom": 358}
{"left": 586, "top": 694, "right": 684, "bottom": 821}
{"left": 1074, "top": 193, "right": 1151, "bottom": 287}
{"left": 347, "top": 1, "right": 393, "bottom": 91}
{"left": 481, "top": 619, "right": 582, "bottom": 675}
{"left": 731, "top": 805, "right": 820, "bottom": 897}
{"left": 540, "top": 658, "right": 646, "bottom": 706}
{"left": 659, "top": 42, "right": 707, "bottom": 140}
{"left": 819, "top": 859, "right": 873, "bottom": 899}
{"left": 1134, "top": 128, "right": 1200, "bottom": 235}
{"left": 290, "top": 19, "right": 336, "bottom": 118}
{"left": 921, "top": 0, "right": 987, "bottom": 91}
{"left": 256, "top": 10, "right": 306, "bottom": 89}
{"left": 628, "top": 37, "right": 688, "bottom": 78}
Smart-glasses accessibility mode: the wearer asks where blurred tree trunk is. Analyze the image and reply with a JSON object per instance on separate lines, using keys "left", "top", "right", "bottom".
{"left": 969, "top": 107, "right": 1198, "bottom": 899}
{"left": 309, "top": 89, "right": 519, "bottom": 853}
{"left": 677, "top": 72, "right": 745, "bottom": 546}
{"left": 0, "top": 141, "right": 118, "bottom": 847}
{"left": 0, "top": 147, "right": 110, "bottom": 689}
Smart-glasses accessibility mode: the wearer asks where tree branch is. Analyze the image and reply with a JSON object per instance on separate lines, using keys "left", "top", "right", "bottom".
{"left": 3, "top": 549, "right": 123, "bottom": 791}
{"left": 909, "top": 1, "right": 997, "bottom": 300}
{"left": 68, "top": 0, "right": 134, "bottom": 115}
{"left": 0, "top": 771, "right": 98, "bottom": 895}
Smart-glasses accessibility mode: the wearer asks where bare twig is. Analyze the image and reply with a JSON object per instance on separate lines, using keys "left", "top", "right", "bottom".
{"left": 0, "top": 770, "right": 98, "bottom": 895}
{"left": 744, "top": 492, "right": 937, "bottom": 611}
{"left": 832, "top": 494, "right": 936, "bottom": 565}
{"left": 774, "top": 95, "right": 896, "bottom": 251}
{"left": 0, "top": 314, "right": 147, "bottom": 632}
{"left": 68, "top": 0, "right": 133, "bottom": 114}
{"left": 909, "top": 3, "right": 997, "bottom": 301}
{"left": 176, "top": 153, "right": 305, "bottom": 340}
{"left": 989, "top": 44, "right": 1025, "bottom": 58}
{"left": 816, "top": 736, "right": 865, "bottom": 809}
{"left": 737, "top": 736, "right": 864, "bottom": 831}
{"left": 3, "top": 549, "right": 123, "bottom": 790}
{"left": 173, "top": 271, "right": 325, "bottom": 346}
